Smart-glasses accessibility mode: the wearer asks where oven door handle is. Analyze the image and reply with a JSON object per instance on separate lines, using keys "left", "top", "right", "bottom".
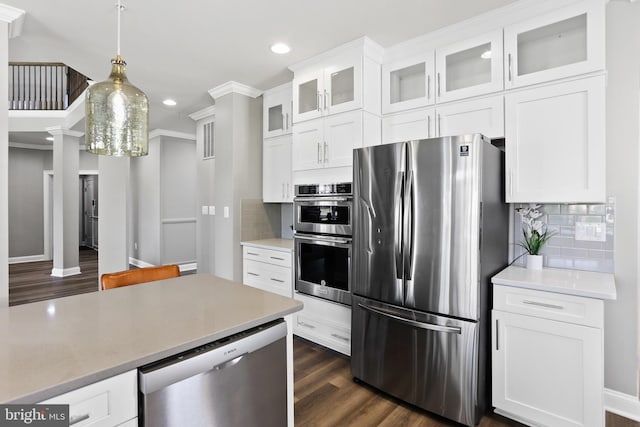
{"left": 295, "top": 234, "right": 351, "bottom": 245}
{"left": 293, "top": 197, "right": 351, "bottom": 202}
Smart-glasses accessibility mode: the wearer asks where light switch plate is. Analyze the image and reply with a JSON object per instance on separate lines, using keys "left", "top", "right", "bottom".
{"left": 209, "top": 206, "right": 215, "bottom": 216}
{"left": 224, "top": 206, "right": 230, "bottom": 218}
{"left": 201, "top": 206, "right": 208, "bottom": 215}
{"left": 575, "top": 222, "right": 606, "bottom": 242}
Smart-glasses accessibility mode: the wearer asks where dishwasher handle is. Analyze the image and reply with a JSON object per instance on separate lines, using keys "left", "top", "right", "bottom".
{"left": 139, "top": 320, "right": 287, "bottom": 395}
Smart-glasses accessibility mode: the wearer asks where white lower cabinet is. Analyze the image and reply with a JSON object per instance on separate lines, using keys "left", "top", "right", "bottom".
{"left": 492, "top": 285, "right": 604, "bottom": 427}
{"left": 242, "top": 244, "right": 293, "bottom": 298}
{"left": 382, "top": 95, "right": 504, "bottom": 144}
{"left": 293, "top": 292, "right": 351, "bottom": 356}
{"left": 40, "top": 370, "right": 137, "bottom": 427}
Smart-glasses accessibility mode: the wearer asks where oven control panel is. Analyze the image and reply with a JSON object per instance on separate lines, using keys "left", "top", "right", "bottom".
{"left": 295, "top": 183, "right": 352, "bottom": 197}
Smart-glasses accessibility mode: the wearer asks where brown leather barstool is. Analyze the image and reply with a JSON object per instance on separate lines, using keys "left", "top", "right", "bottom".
{"left": 100, "top": 265, "right": 181, "bottom": 290}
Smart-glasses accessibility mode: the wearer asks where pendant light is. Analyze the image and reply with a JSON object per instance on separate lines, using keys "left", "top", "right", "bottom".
{"left": 85, "top": 0, "right": 148, "bottom": 156}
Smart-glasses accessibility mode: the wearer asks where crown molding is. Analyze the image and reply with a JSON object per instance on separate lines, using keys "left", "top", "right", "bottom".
{"left": 208, "top": 81, "right": 262, "bottom": 101}
{"left": 188, "top": 105, "right": 216, "bottom": 121}
{"left": 149, "top": 129, "right": 196, "bottom": 141}
{"left": 9, "top": 142, "right": 52, "bottom": 151}
{"left": 289, "top": 36, "right": 384, "bottom": 73}
{"left": 45, "top": 126, "right": 84, "bottom": 138}
{"left": 0, "top": 4, "right": 25, "bottom": 38}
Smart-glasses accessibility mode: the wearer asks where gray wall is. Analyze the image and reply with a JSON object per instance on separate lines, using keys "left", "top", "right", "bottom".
{"left": 196, "top": 118, "right": 216, "bottom": 274}
{"left": 605, "top": 1, "right": 640, "bottom": 396}
{"left": 1, "top": 21, "right": 8, "bottom": 306}
{"left": 8, "top": 148, "right": 48, "bottom": 257}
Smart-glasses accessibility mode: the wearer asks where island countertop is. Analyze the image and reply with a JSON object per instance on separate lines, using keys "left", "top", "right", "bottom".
{"left": 0, "top": 274, "right": 303, "bottom": 404}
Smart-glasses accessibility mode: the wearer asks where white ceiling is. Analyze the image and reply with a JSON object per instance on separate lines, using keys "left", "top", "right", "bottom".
{"left": 6, "top": 0, "right": 516, "bottom": 135}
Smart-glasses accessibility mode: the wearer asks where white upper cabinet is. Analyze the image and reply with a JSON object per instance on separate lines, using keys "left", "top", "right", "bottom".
{"left": 382, "top": 52, "right": 435, "bottom": 114}
{"left": 292, "top": 69, "right": 324, "bottom": 123}
{"left": 435, "top": 29, "right": 504, "bottom": 103}
{"left": 505, "top": 75, "right": 605, "bottom": 203}
{"left": 504, "top": 0, "right": 605, "bottom": 89}
{"left": 263, "top": 135, "right": 293, "bottom": 203}
{"left": 263, "top": 84, "right": 292, "bottom": 138}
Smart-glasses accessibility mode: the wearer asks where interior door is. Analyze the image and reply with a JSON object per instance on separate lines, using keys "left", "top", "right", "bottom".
{"left": 352, "top": 142, "right": 405, "bottom": 306}
{"left": 405, "top": 135, "right": 481, "bottom": 320}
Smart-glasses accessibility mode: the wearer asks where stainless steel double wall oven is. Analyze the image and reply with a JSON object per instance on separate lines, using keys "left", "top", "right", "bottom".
{"left": 293, "top": 183, "right": 352, "bottom": 305}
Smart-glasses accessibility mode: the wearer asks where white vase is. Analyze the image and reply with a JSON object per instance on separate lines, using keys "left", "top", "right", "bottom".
{"left": 526, "top": 254, "right": 543, "bottom": 270}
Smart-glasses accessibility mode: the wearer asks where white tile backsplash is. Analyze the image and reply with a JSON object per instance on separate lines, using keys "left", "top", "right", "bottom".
{"left": 512, "top": 200, "right": 615, "bottom": 273}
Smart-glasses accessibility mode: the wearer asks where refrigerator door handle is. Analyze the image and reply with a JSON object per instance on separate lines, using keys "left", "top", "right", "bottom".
{"left": 358, "top": 303, "right": 462, "bottom": 334}
{"left": 403, "top": 170, "right": 414, "bottom": 280}
{"left": 394, "top": 171, "right": 405, "bottom": 280}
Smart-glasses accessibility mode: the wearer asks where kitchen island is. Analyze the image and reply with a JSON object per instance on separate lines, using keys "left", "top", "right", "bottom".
{"left": 0, "top": 274, "right": 302, "bottom": 424}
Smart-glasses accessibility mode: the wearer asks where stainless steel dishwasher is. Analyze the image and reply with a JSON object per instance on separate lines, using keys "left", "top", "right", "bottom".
{"left": 138, "top": 319, "right": 287, "bottom": 427}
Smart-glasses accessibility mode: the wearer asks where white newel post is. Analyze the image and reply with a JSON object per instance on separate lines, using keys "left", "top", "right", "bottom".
{"left": 0, "top": 4, "right": 26, "bottom": 307}
{"left": 47, "top": 127, "right": 83, "bottom": 277}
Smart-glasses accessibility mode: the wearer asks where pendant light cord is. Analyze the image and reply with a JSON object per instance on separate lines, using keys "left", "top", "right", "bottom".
{"left": 116, "top": 0, "right": 121, "bottom": 56}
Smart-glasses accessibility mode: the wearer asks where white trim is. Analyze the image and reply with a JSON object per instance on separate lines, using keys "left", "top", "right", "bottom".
{"left": 63, "top": 92, "right": 87, "bottom": 129}
{"left": 45, "top": 126, "right": 84, "bottom": 138}
{"left": 264, "top": 82, "right": 293, "bottom": 96}
{"left": 0, "top": 4, "right": 25, "bottom": 38}
{"left": 128, "top": 257, "right": 155, "bottom": 268}
{"left": 51, "top": 267, "right": 81, "bottom": 277}
{"left": 149, "top": 129, "right": 196, "bottom": 141}
{"left": 179, "top": 263, "right": 197, "bottom": 272}
{"left": 9, "top": 142, "right": 52, "bottom": 150}
{"left": 161, "top": 217, "right": 197, "bottom": 224}
{"left": 188, "top": 105, "right": 216, "bottom": 121}
{"left": 8, "top": 254, "right": 47, "bottom": 264}
{"left": 208, "top": 81, "right": 262, "bottom": 101}
{"left": 9, "top": 110, "right": 67, "bottom": 119}
{"left": 605, "top": 388, "right": 640, "bottom": 421}
{"left": 288, "top": 36, "right": 384, "bottom": 73}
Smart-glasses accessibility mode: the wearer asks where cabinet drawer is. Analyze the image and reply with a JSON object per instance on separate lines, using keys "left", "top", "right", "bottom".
{"left": 242, "top": 246, "right": 291, "bottom": 268}
{"left": 293, "top": 293, "right": 351, "bottom": 355}
{"left": 243, "top": 259, "right": 292, "bottom": 298}
{"left": 40, "top": 370, "right": 137, "bottom": 427}
{"left": 493, "top": 285, "right": 603, "bottom": 328}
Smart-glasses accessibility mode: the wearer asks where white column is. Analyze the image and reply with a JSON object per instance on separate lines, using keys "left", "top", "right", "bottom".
{"left": 0, "top": 5, "right": 26, "bottom": 307}
{"left": 47, "top": 127, "right": 82, "bottom": 277}
{"left": 98, "top": 155, "right": 130, "bottom": 282}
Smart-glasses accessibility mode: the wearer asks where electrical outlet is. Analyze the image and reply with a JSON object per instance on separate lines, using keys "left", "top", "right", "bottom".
{"left": 575, "top": 222, "right": 606, "bottom": 242}
{"left": 201, "top": 206, "right": 208, "bottom": 215}
{"left": 209, "top": 206, "right": 215, "bottom": 216}
{"left": 224, "top": 206, "right": 230, "bottom": 218}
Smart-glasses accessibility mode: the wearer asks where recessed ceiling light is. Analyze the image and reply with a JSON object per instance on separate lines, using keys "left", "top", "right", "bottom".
{"left": 46, "top": 136, "right": 54, "bottom": 142}
{"left": 270, "top": 43, "right": 291, "bottom": 54}
{"left": 480, "top": 50, "right": 492, "bottom": 59}
{"left": 163, "top": 99, "right": 177, "bottom": 106}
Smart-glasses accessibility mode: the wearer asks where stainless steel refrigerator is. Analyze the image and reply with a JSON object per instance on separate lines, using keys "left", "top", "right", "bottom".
{"left": 351, "top": 134, "right": 508, "bottom": 427}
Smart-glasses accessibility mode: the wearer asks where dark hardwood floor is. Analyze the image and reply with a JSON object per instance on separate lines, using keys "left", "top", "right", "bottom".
{"left": 9, "top": 247, "right": 99, "bottom": 306}
{"left": 7, "top": 255, "right": 639, "bottom": 427}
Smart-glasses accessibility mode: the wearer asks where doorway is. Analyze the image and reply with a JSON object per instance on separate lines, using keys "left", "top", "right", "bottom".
{"left": 80, "top": 175, "right": 99, "bottom": 250}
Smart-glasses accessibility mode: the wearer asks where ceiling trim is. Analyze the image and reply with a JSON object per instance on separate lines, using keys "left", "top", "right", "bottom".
{"left": 0, "top": 4, "right": 25, "bottom": 38}
{"left": 45, "top": 126, "right": 84, "bottom": 138}
{"left": 188, "top": 105, "right": 216, "bottom": 121}
{"left": 208, "top": 81, "right": 262, "bottom": 101}
{"left": 288, "top": 36, "right": 384, "bottom": 73}
{"left": 9, "top": 142, "right": 52, "bottom": 151}
{"left": 149, "top": 129, "right": 197, "bottom": 141}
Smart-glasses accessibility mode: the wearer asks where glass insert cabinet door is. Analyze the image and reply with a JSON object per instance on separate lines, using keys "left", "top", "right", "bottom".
{"left": 382, "top": 53, "right": 435, "bottom": 114}
{"left": 293, "top": 70, "right": 323, "bottom": 123}
{"left": 323, "top": 57, "right": 363, "bottom": 116}
{"left": 504, "top": 1, "right": 605, "bottom": 89}
{"left": 435, "top": 29, "right": 504, "bottom": 103}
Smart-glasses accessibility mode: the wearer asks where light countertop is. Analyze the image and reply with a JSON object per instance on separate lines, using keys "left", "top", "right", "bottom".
{"left": 241, "top": 238, "right": 294, "bottom": 252}
{"left": 0, "top": 274, "right": 302, "bottom": 404}
{"left": 492, "top": 266, "right": 616, "bottom": 300}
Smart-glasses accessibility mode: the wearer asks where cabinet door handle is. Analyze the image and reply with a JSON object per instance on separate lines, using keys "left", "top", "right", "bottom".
{"left": 247, "top": 272, "right": 260, "bottom": 277}
{"left": 270, "top": 278, "right": 285, "bottom": 283}
{"left": 317, "top": 142, "right": 321, "bottom": 163}
{"left": 324, "top": 89, "right": 329, "bottom": 111}
{"left": 427, "top": 74, "right": 431, "bottom": 100}
{"left": 247, "top": 251, "right": 259, "bottom": 256}
{"left": 331, "top": 333, "right": 349, "bottom": 342}
{"left": 282, "top": 183, "right": 285, "bottom": 199}
{"left": 317, "top": 91, "right": 321, "bottom": 112}
{"left": 437, "top": 113, "right": 441, "bottom": 137}
{"left": 270, "top": 256, "right": 285, "bottom": 261}
{"left": 427, "top": 115, "right": 431, "bottom": 138}
{"left": 286, "top": 183, "right": 290, "bottom": 198}
{"left": 437, "top": 72, "right": 441, "bottom": 98}
{"left": 522, "top": 300, "right": 564, "bottom": 310}
{"left": 508, "top": 53, "right": 512, "bottom": 82}
{"left": 495, "top": 319, "right": 499, "bottom": 351}
{"left": 323, "top": 142, "right": 328, "bottom": 164}
{"left": 282, "top": 114, "right": 285, "bottom": 132}
{"left": 297, "top": 321, "right": 316, "bottom": 329}
{"left": 69, "top": 414, "right": 91, "bottom": 426}
{"left": 286, "top": 113, "right": 290, "bottom": 130}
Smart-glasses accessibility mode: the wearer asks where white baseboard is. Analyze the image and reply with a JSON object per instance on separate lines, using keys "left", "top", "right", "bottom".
{"left": 128, "top": 258, "right": 155, "bottom": 268}
{"left": 129, "top": 258, "right": 197, "bottom": 272}
{"left": 50, "top": 267, "right": 81, "bottom": 277}
{"left": 179, "top": 263, "right": 197, "bottom": 272}
{"left": 605, "top": 388, "right": 640, "bottom": 421}
{"left": 8, "top": 254, "right": 47, "bottom": 264}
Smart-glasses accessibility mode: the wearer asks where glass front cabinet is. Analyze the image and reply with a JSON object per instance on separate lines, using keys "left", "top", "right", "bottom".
{"left": 263, "top": 83, "right": 292, "bottom": 139}
{"left": 382, "top": 53, "right": 435, "bottom": 114}
{"left": 435, "top": 29, "right": 504, "bottom": 103}
{"left": 504, "top": 0, "right": 605, "bottom": 89}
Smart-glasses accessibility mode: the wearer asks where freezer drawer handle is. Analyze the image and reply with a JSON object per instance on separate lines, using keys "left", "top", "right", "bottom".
{"left": 270, "top": 278, "right": 285, "bottom": 283}
{"left": 331, "top": 333, "right": 349, "bottom": 342}
{"left": 358, "top": 303, "right": 461, "bottom": 334}
{"left": 522, "top": 300, "right": 564, "bottom": 310}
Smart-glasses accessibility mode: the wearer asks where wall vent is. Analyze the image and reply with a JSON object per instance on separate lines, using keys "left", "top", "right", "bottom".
{"left": 203, "top": 121, "right": 215, "bottom": 159}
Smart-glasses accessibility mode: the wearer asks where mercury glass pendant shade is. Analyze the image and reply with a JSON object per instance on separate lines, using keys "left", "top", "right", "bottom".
{"left": 85, "top": 55, "right": 149, "bottom": 156}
